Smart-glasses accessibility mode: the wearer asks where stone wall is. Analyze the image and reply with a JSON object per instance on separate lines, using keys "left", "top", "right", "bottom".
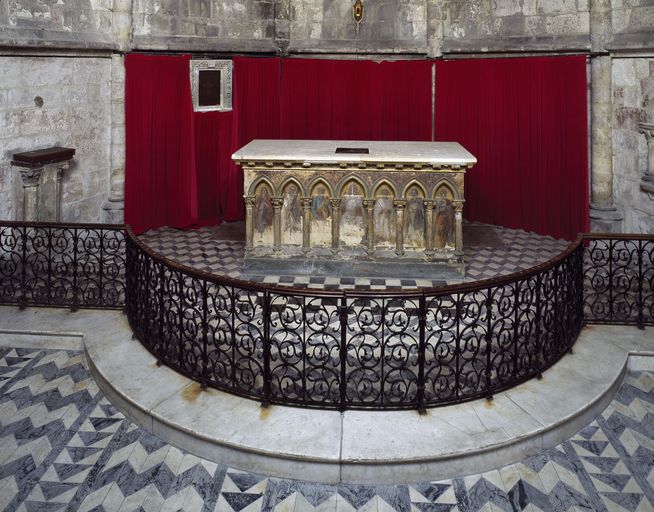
{"left": 612, "top": 57, "right": 654, "bottom": 233}
{"left": 0, "top": 0, "right": 652, "bottom": 233}
{"left": 0, "top": 0, "right": 114, "bottom": 48}
{"left": 131, "top": 0, "right": 276, "bottom": 51}
{"left": 0, "top": 56, "right": 112, "bottom": 222}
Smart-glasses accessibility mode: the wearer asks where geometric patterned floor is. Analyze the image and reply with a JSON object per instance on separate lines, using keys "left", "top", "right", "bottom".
{"left": 2, "top": 344, "right": 653, "bottom": 511}
{"left": 139, "top": 222, "right": 569, "bottom": 290}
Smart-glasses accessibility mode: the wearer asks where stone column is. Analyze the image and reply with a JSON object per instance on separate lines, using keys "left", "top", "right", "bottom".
{"left": 244, "top": 197, "right": 255, "bottom": 250}
{"left": 103, "top": 54, "right": 127, "bottom": 224}
{"left": 394, "top": 200, "right": 406, "bottom": 256}
{"left": 424, "top": 200, "right": 435, "bottom": 256}
{"left": 272, "top": 198, "right": 283, "bottom": 253}
{"left": 589, "top": 0, "right": 622, "bottom": 231}
{"left": 329, "top": 198, "right": 341, "bottom": 254}
{"left": 453, "top": 201, "right": 464, "bottom": 256}
{"left": 301, "top": 198, "right": 312, "bottom": 253}
{"left": 50, "top": 163, "right": 67, "bottom": 222}
{"left": 638, "top": 123, "right": 654, "bottom": 192}
{"left": 19, "top": 169, "right": 42, "bottom": 222}
{"left": 103, "top": 0, "right": 132, "bottom": 222}
{"left": 364, "top": 199, "right": 375, "bottom": 254}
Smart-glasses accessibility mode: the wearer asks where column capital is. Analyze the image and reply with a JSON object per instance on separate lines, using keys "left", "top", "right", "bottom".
{"left": 329, "top": 197, "right": 342, "bottom": 207}
{"left": 244, "top": 196, "right": 256, "bottom": 207}
{"left": 272, "top": 198, "right": 284, "bottom": 209}
{"left": 363, "top": 199, "right": 375, "bottom": 209}
{"left": 453, "top": 200, "right": 465, "bottom": 213}
{"left": 639, "top": 122, "right": 654, "bottom": 140}
{"left": 301, "top": 197, "right": 312, "bottom": 209}
{"left": 393, "top": 199, "right": 407, "bottom": 209}
{"left": 19, "top": 167, "right": 43, "bottom": 188}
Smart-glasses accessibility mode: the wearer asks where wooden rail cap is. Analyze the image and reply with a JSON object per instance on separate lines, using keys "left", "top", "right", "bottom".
{"left": 11, "top": 146, "right": 75, "bottom": 168}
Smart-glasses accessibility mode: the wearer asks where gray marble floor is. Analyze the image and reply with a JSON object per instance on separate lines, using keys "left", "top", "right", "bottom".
{"left": 1, "top": 343, "right": 653, "bottom": 511}
{"left": 139, "top": 222, "right": 568, "bottom": 290}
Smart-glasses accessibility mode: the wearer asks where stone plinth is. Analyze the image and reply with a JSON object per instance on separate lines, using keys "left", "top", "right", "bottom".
{"left": 233, "top": 140, "right": 477, "bottom": 278}
{"left": 11, "top": 147, "right": 75, "bottom": 222}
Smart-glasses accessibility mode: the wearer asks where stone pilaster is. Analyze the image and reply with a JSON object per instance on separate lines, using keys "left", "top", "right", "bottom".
{"left": 394, "top": 200, "right": 406, "bottom": 256}
{"left": 329, "top": 198, "right": 341, "bottom": 254}
{"left": 424, "top": 200, "right": 435, "bottom": 256}
{"left": 589, "top": 0, "right": 623, "bottom": 232}
{"left": 364, "top": 199, "right": 375, "bottom": 254}
{"left": 301, "top": 198, "right": 312, "bottom": 253}
{"left": 103, "top": 0, "right": 131, "bottom": 224}
{"left": 272, "top": 198, "right": 283, "bottom": 253}
{"left": 244, "top": 197, "right": 255, "bottom": 250}
{"left": 103, "top": 53, "right": 127, "bottom": 224}
{"left": 19, "top": 168, "right": 42, "bottom": 222}
{"left": 453, "top": 201, "right": 464, "bottom": 256}
{"left": 638, "top": 123, "right": 654, "bottom": 193}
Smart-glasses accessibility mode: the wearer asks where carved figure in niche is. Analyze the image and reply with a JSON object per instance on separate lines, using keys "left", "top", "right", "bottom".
{"left": 311, "top": 186, "right": 331, "bottom": 221}
{"left": 434, "top": 188, "right": 454, "bottom": 250}
{"left": 374, "top": 187, "right": 395, "bottom": 244}
{"left": 405, "top": 187, "right": 425, "bottom": 247}
{"left": 282, "top": 184, "right": 302, "bottom": 233}
{"left": 254, "top": 185, "right": 273, "bottom": 241}
{"left": 340, "top": 182, "right": 365, "bottom": 246}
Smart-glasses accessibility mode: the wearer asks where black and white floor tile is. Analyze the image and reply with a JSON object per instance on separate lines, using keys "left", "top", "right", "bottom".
{"left": 1, "top": 345, "right": 654, "bottom": 511}
{"left": 138, "top": 222, "right": 568, "bottom": 290}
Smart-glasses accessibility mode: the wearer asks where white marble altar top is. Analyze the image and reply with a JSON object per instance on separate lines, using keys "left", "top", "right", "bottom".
{"left": 232, "top": 139, "right": 477, "bottom": 166}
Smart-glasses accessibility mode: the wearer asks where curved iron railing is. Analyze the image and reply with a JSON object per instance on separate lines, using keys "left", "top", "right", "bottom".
{"left": 124, "top": 226, "right": 587, "bottom": 411}
{"left": 1, "top": 220, "right": 651, "bottom": 411}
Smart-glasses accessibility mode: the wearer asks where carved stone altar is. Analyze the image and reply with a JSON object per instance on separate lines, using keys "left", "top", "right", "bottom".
{"left": 233, "top": 140, "right": 477, "bottom": 278}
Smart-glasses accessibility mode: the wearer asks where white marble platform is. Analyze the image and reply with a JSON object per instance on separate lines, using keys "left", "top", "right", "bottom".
{"left": 1, "top": 305, "right": 652, "bottom": 485}
{"left": 232, "top": 139, "right": 477, "bottom": 166}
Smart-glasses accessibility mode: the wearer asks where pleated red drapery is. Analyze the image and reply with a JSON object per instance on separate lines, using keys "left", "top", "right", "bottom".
{"left": 435, "top": 56, "right": 589, "bottom": 241}
{"left": 280, "top": 59, "right": 432, "bottom": 141}
{"left": 224, "top": 56, "right": 281, "bottom": 221}
{"left": 124, "top": 53, "right": 198, "bottom": 234}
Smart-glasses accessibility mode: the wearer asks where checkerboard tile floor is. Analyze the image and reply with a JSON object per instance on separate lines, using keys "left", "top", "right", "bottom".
{"left": 139, "top": 222, "right": 568, "bottom": 290}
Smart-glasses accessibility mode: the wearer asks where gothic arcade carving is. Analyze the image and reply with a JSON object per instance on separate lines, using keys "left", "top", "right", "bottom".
{"left": 234, "top": 140, "right": 477, "bottom": 277}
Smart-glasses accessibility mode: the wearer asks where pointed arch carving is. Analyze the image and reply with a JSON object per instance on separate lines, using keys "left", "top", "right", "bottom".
{"left": 431, "top": 179, "right": 460, "bottom": 200}
{"left": 372, "top": 179, "right": 398, "bottom": 198}
{"left": 248, "top": 176, "right": 276, "bottom": 197}
{"left": 308, "top": 177, "right": 334, "bottom": 197}
{"left": 402, "top": 180, "right": 427, "bottom": 198}
{"left": 279, "top": 176, "right": 306, "bottom": 197}
{"left": 336, "top": 174, "right": 370, "bottom": 198}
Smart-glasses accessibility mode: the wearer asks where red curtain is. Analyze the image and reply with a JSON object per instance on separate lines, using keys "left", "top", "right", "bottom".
{"left": 193, "top": 111, "right": 238, "bottom": 226}
{"left": 224, "top": 57, "right": 281, "bottom": 221}
{"left": 435, "top": 56, "right": 588, "bottom": 240}
{"left": 280, "top": 59, "right": 432, "bottom": 141}
{"left": 125, "top": 53, "right": 198, "bottom": 234}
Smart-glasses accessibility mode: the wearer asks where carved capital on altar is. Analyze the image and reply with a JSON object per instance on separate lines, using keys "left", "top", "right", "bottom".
{"left": 393, "top": 199, "right": 407, "bottom": 210}
{"left": 244, "top": 196, "right": 256, "bottom": 208}
{"left": 424, "top": 200, "right": 435, "bottom": 211}
{"left": 272, "top": 198, "right": 284, "bottom": 210}
{"left": 453, "top": 200, "right": 465, "bottom": 213}
{"left": 363, "top": 199, "right": 375, "bottom": 210}
{"left": 329, "top": 198, "right": 342, "bottom": 208}
{"left": 300, "top": 197, "right": 312, "bottom": 209}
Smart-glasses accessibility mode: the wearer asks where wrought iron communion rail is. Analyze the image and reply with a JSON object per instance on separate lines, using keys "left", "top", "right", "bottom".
{"left": 0, "top": 221, "right": 125, "bottom": 310}
{"left": 1, "top": 220, "right": 652, "bottom": 410}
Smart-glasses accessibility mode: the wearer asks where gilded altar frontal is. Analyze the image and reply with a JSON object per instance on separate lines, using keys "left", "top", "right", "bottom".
{"left": 233, "top": 140, "right": 477, "bottom": 279}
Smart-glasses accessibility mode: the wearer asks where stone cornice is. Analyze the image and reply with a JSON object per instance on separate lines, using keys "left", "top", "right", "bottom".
{"left": 238, "top": 161, "right": 473, "bottom": 173}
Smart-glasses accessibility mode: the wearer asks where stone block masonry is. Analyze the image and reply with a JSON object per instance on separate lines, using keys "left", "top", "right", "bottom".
{"left": 0, "top": 56, "right": 112, "bottom": 223}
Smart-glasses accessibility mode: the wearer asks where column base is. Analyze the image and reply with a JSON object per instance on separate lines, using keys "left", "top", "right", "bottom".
{"left": 103, "top": 198, "right": 124, "bottom": 224}
{"left": 589, "top": 204, "right": 623, "bottom": 233}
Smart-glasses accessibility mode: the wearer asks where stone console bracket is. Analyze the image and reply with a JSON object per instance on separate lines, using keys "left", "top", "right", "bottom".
{"left": 11, "top": 146, "right": 75, "bottom": 222}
